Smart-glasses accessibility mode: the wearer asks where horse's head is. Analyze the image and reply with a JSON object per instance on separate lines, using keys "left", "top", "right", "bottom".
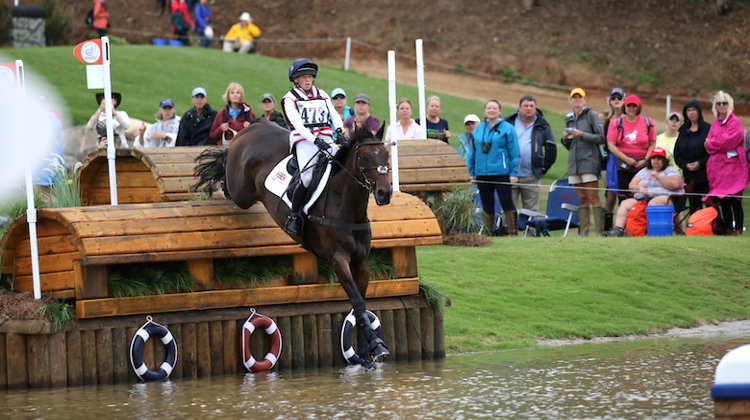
{"left": 344, "top": 125, "right": 392, "bottom": 205}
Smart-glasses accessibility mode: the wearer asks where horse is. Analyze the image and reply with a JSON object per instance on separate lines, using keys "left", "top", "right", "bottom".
{"left": 192, "top": 119, "right": 393, "bottom": 368}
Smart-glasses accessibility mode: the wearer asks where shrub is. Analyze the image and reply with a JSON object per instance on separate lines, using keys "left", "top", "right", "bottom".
{"left": 42, "top": 0, "right": 72, "bottom": 46}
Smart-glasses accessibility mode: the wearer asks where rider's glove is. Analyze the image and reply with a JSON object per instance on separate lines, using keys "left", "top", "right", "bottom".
{"left": 314, "top": 137, "right": 331, "bottom": 151}
{"left": 335, "top": 128, "right": 347, "bottom": 145}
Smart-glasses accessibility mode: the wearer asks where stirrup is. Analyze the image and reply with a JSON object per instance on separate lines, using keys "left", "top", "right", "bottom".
{"left": 284, "top": 214, "right": 303, "bottom": 236}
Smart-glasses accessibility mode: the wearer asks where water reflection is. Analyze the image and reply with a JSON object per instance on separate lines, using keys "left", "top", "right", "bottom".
{"left": 1, "top": 336, "right": 746, "bottom": 419}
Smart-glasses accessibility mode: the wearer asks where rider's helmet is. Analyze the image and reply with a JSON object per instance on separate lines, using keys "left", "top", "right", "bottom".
{"left": 288, "top": 59, "right": 318, "bottom": 83}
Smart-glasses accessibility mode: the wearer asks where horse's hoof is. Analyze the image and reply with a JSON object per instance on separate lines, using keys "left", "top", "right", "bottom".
{"left": 360, "top": 358, "right": 376, "bottom": 370}
{"left": 371, "top": 339, "right": 389, "bottom": 360}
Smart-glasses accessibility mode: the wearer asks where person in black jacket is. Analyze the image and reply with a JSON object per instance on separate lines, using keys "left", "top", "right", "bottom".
{"left": 505, "top": 95, "right": 557, "bottom": 212}
{"left": 176, "top": 87, "right": 217, "bottom": 146}
{"left": 251, "top": 93, "right": 288, "bottom": 129}
{"left": 674, "top": 99, "right": 711, "bottom": 215}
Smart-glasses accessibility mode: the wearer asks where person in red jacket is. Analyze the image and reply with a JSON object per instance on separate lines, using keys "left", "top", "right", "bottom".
{"left": 170, "top": 0, "right": 193, "bottom": 46}
{"left": 209, "top": 82, "right": 256, "bottom": 145}
{"left": 92, "top": 0, "right": 109, "bottom": 37}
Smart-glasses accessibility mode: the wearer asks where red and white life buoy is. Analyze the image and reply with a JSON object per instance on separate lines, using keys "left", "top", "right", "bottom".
{"left": 241, "top": 312, "right": 282, "bottom": 372}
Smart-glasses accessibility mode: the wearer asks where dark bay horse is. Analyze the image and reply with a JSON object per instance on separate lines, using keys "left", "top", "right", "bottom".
{"left": 193, "top": 119, "right": 392, "bottom": 367}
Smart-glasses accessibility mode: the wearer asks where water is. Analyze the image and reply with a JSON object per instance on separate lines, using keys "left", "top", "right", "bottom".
{"left": 1, "top": 335, "right": 745, "bottom": 419}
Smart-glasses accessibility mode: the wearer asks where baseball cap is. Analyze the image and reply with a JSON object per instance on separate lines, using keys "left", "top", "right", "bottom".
{"left": 331, "top": 88, "right": 346, "bottom": 99}
{"left": 650, "top": 147, "right": 667, "bottom": 158}
{"left": 159, "top": 98, "right": 175, "bottom": 108}
{"left": 463, "top": 114, "right": 481, "bottom": 124}
{"left": 239, "top": 12, "right": 251, "bottom": 21}
{"left": 191, "top": 87, "right": 207, "bottom": 97}
{"left": 260, "top": 93, "right": 276, "bottom": 103}
{"left": 668, "top": 111, "right": 682, "bottom": 122}
{"left": 353, "top": 93, "right": 370, "bottom": 104}
{"left": 624, "top": 95, "right": 641, "bottom": 107}
{"left": 569, "top": 88, "right": 586, "bottom": 98}
{"left": 609, "top": 87, "right": 625, "bottom": 98}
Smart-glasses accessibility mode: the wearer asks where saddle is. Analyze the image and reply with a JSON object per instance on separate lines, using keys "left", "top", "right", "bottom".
{"left": 264, "top": 150, "right": 333, "bottom": 213}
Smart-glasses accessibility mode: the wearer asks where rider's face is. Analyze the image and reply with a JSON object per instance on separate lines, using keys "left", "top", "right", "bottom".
{"left": 295, "top": 74, "right": 314, "bottom": 90}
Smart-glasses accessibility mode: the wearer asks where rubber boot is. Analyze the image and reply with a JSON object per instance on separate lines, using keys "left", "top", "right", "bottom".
{"left": 593, "top": 207, "right": 605, "bottom": 237}
{"left": 604, "top": 212, "right": 614, "bottom": 232}
{"left": 505, "top": 210, "right": 518, "bottom": 236}
{"left": 577, "top": 207, "right": 591, "bottom": 237}
{"left": 482, "top": 213, "right": 494, "bottom": 236}
{"left": 284, "top": 182, "right": 308, "bottom": 236}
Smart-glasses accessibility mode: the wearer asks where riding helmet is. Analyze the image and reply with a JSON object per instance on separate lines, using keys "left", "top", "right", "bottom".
{"left": 288, "top": 59, "right": 318, "bottom": 82}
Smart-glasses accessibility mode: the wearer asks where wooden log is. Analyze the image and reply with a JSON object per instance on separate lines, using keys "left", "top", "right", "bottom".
{"left": 95, "top": 328, "right": 114, "bottom": 384}
{"left": 111, "top": 328, "right": 129, "bottom": 383}
{"left": 330, "top": 312, "right": 346, "bottom": 367}
{"left": 316, "top": 314, "right": 333, "bottom": 368}
{"left": 290, "top": 316, "right": 305, "bottom": 369}
{"left": 380, "top": 310, "right": 396, "bottom": 364}
{"left": 188, "top": 259, "right": 215, "bottom": 291}
{"left": 391, "top": 247, "right": 417, "bottom": 278}
{"left": 209, "top": 320, "right": 224, "bottom": 375}
{"left": 196, "top": 322, "right": 211, "bottom": 377}
{"left": 222, "top": 320, "right": 237, "bottom": 375}
{"left": 276, "top": 316, "right": 292, "bottom": 370}
{"left": 80, "top": 330, "right": 97, "bottom": 385}
{"left": 303, "top": 314, "right": 318, "bottom": 368}
{"left": 290, "top": 253, "right": 318, "bottom": 285}
{"left": 27, "top": 334, "right": 49, "bottom": 388}
{"left": 0, "top": 333, "right": 7, "bottom": 390}
{"left": 65, "top": 331, "right": 83, "bottom": 387}
{"left": 6, "top": 333, "right": 28, "bottom": 389}
{"left": 47, "top": 332, "right": 67, "bottom": 388}
{"left": 77, "top": 264, "right": 108, "bottom": 300}
{"left": 169, "top": 323, "right": 183, "bottom": 380}
{"left": 434, "top": 308, "right": 445, "bottom": 360}
{"left": 393, "top": 309, "right": 408, "bottom": 362}
{"left": 420, "top": 308, "right": 435, "bottom": 361}
{"left": 125, "top": 327, "right": 138, "bottom": 382}
{"left": 181, "top": 322, "right": 198, "bottom": 379}
{"left": 406, "top": 308, "right": 422, "bottom": 361}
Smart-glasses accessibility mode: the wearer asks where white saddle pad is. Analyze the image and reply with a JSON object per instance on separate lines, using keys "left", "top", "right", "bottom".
{"left": 264, "top": 155, "right": 332, "bottom": 213}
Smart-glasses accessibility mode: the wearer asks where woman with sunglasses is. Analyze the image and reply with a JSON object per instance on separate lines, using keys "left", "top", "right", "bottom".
{"left": 674, "top": 99, "right": 711, "bottom": 215}
{"left": 704, "top": 91, "right": 749, "bottom": 235}
{"left": 606, "top": 95, "right": 656, "bottom": 201}
{"left": 599, "top": 88, "right": 626, "bottom": 230}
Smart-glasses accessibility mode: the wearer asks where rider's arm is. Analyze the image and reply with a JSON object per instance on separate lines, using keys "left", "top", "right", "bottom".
{"left": 282, "top": 97, "right": 317, "bottom": 143}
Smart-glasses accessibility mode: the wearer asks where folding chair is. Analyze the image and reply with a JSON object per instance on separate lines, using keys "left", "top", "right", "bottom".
{"left": 519, "top": 178, "right": 580, "bottom": 237}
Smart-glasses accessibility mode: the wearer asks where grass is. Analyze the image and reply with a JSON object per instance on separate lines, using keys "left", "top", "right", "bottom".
{"left": 419, "top": 235, "right": 750, "bottom": 353}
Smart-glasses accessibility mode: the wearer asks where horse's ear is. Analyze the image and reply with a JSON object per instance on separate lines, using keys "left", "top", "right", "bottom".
{"left": 375, "top": 123, "right": 385, "bottom": 140}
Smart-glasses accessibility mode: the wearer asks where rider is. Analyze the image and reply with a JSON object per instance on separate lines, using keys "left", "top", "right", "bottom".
{"left": 281, "top": 58, "right": 346, "bottom": 236}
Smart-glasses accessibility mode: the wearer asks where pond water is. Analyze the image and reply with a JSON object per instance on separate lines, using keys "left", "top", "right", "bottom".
{"left": 1, "top": 334, "right": 746, "bottom": 419}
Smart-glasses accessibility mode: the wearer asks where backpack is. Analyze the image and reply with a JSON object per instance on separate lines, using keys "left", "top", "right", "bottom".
{"left": 624, "top": 200, "right": 648, "bottom": 237}
{"left": 85, "top": 8, "right": 94, "bottom": 28}
{"left": 172, "top": 11, "right": 190, "bottom": 33}
{"left": 616, "top": 115, "right": 653, "bottom": 140}
{"left": 686, "top": 206, "right": 723, "bottom": 236}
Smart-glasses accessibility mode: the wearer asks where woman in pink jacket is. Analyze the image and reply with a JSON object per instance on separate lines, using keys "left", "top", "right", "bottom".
{"left": 704, "top": 90, "right": 749, "bottom": 235}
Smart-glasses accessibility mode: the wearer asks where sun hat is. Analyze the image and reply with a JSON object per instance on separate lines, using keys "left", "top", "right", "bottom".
{"left": 191, "top": 87, "right": 207, "bottom": 97}
{"left": 650, "top": 147, "right": 667, "bottom": 158}
{"left": 159, "top": 98, "right": 175, "bottom": 108}
{"left": 624, "top": 95, "right": 641, "bottom": 107}
{"left": 260, "top": 93, "right": 276, "bottom": 103}
{"left": 95, "top": 91, "right": 122, "bottom": 107}
{"left": 353, "top": 94, "right": 370, "bottom": 104}
{"left": 569, "top": 88, "right": 586, "bottom": 98}
{"left": 331, "top": 88, "right": 346, "bottom": 99}
{"left": 463, "top": 114, "right": 481, "bottom": 124}
{"left": 239, "top": 12, "right": 251, "bottom": 22}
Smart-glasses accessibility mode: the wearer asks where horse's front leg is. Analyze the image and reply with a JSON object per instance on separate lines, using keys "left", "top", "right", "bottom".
{"left": 350, "top": 250, "right": 389, "bottom": 361}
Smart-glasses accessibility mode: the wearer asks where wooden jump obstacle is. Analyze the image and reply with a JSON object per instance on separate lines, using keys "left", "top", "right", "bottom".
{"left": 75, "top": 142, "right": 470, "bottom": 205}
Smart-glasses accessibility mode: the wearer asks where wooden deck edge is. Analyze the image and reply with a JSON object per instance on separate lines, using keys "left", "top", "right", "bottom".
{"left": 75, "top": 278, "right": 421, "bottom": 319}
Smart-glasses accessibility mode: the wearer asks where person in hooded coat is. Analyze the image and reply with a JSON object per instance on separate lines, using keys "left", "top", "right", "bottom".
{"left": 674, "top": 99, "right": 711, "bottom": 215}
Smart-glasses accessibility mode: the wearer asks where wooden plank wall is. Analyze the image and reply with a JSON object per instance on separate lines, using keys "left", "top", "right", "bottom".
{"left": 0, "top": 297, "right": 443, "bottom": 389}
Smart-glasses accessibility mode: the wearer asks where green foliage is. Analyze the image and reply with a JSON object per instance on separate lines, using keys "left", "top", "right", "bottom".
{"left": 41, "top": 156, "right": 80, "bottom": 208}
{"left": 40, "top": 299, "right": 75, "bottom": 331}
{"left": 419, "top": 281, "right": 447, "bottom": 312}
{"left": 107, "top": 262, "right": 193, "bottom": 297}
{"left": 434, "top": 188, "right": 480, "bottom": 234}
{"left": 213, "top": 256, "right": 292, "bottom": 287}
{"left": 42, "top": 0, "right": 72, "bottom": 46}
{"left": 369, "top": 249, "right": 396, "bottom": 280}
{"left": 317, "top": 258, "right": 337, "bottom": 284}
{"left": 628, "top": 70, "right": 663, "bottom": 89}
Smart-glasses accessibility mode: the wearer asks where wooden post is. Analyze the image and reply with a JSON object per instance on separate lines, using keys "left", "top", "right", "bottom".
{"left": 95, "top": 328, "right": 113, "bottom": 384}
{"left": 188, "top": 259, "right": 215, "bottom": 291}
{"left": 48, "top": 332, "right": 68, "bottom": 387}
{"left": 80, "top": 330, "right": 97, "bottom": 385}
{"left": 303, "top": 314, "right": 318, "bottom": 368}
{"left": 209, "top": 321, "right": 224, "bottom": 375}
{"left": 181, "top": 322, "right": 198, "bottom": 379}
{"left": 66, "top": 331, "right": 83, "bottom": 386}
{"left": 290, "top": 253, "right": 318, "bottom": 285}
{"left": 391, "top": 247, "right": 418, "bottom": 278}
{"left": 406, "top": 308, "right": 421, "bottom": 361}
{"left": 290, "top": 316, "right": 305, "bottom": 369}
{"left": 169, "top": 324, "right": 183, "bottom": 380}
{"left": 26, "top": 334, "right": 49, "bottom": 388}
{"left": 330, "top": 312, "right": 346, "bottom": 367}
{"left": 6, "top": 333, "right": 28, "bottom": 389}
{"left": 77, "top": 263, "right": 109, "bottom": 300}
{"left": 420, "top": 307, "right": 435, "bottom": 360}
{"left": 393, "top": 309, "right": 408, "bottom": 362}
{"left": 316, "top": 314, "right": 332, "bottom": 368}
{"left": 196, "top": 322, "right": 211, "bottom": 377}
{"left": 222, "top": 320, "right": 237, "bottom": 374}
{"left": 111, "top": 327, "right": 129, "bottom": 383}
{"left": 276, "top": 316, "right": 292, "bottom": 370}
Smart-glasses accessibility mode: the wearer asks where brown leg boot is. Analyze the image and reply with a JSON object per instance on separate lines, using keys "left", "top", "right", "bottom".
{"left": 505, "top": 210, "right": 518, "bottom": 236}
{"left": 577, "top": 207, "right": 591, "bottom": 237}
{"left": 593, "top": 207, "right": 605, "bottom": 236}
{"left": 482, "top": 213, "right": 494, "bottom": 236}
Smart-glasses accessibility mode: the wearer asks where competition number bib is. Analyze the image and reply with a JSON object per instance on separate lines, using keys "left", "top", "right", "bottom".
{"left": 297, "top": 99, "right": 329, "bottom": 126}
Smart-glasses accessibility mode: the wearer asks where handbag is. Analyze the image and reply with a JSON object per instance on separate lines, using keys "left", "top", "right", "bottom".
{"left": 616, "top": 156, "right": 637, "bottom": 171}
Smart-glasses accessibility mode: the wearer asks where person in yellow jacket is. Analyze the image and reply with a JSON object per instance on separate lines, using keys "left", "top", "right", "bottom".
{"left": 222, "top": 12, "right": 261, "bottom": 54}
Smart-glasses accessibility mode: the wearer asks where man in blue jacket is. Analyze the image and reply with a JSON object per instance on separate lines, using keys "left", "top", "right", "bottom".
{"left": 504, "top": 95, "right": 557, "bottom": 212}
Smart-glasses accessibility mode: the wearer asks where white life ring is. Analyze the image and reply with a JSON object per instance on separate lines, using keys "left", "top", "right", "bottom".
{"left": 340, "top": 309, "right": 383, "bottom": 365}
{"left": 241, "top": 312, "right": 282, "bottom": 372}
{"left": 129, "top": 316, "right": 178, "bottom": 381}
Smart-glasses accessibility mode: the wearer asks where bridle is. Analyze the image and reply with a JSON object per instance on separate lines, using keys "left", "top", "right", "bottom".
{"left": 354, "top": 141, "right": 391, "bottom": 193}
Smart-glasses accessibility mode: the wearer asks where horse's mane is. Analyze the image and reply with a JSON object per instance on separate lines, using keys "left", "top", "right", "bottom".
{"left": 334, "top": 127, "right": 379, "bottom": 168}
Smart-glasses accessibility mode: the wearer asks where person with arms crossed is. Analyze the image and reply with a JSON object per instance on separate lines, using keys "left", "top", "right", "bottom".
{"left": 176, "top": 87, "right": 217, "bottom": 146}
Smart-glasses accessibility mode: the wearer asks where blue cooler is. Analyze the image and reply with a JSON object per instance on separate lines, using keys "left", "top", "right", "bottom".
{"left": 153, "top": 38, "right": 168, "bottom": 46}
{"left": 646, "top": 205, "right": 673, "bottom": 236}
{"left": 169, "top": 40, "right": 184, "bottom": 47}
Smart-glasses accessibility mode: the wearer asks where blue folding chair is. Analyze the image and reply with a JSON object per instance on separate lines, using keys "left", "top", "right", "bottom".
{"left": 519, "top": 178, "right": 580, "bottom": 237}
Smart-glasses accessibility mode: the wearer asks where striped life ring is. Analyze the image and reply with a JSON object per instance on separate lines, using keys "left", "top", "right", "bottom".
{"left": 241, "top": 313, "right": 282, "bottom": 372}
{"left": 129, "top": 317, "right": 178, "bottom": 381}
{"left": 340, "top": 309, "right": 383, "bottom": 366}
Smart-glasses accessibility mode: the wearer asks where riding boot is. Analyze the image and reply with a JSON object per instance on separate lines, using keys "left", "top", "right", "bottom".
{"left": 593, "top": 207, "right": 605, "bottom": 237}
{"left": 578, "top": 207, "right": 591, "bottom": 237}
{"left": 482, "top": 212, "right": 494, "bottom": 236}
{"left": 284, "top": 182, "right": 308, "bottom": 236}
{"left": 604, "top": 212, "right": 614, "bottom": 231}
{"left": 505, "top": 210, "right": 519, "bottom": 236}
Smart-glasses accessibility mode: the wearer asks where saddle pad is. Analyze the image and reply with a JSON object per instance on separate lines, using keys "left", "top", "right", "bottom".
{"left": 264, "top": 155, "right": 332, "bottom": 213}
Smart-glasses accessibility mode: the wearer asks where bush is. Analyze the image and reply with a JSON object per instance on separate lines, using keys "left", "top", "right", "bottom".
{"left": 0, "top": 4, "right": 10, "bottom": 46}
{"left": 42, "top": 0, "right": 72, "bottom": 46}
{"left": 434, "top": 188, "right": 481, "bottom": 234}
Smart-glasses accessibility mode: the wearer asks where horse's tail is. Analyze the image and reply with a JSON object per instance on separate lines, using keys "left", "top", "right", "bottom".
{"left": 192, "top": 147, "right": 230, "bottom": 198}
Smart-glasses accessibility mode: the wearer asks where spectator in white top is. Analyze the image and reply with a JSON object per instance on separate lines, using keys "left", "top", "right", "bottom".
{"left": 138, "top": 98, "right": 180, "bottom": 147}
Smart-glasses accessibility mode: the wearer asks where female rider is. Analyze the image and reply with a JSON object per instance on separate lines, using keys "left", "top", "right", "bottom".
{"left": 281, "top": 58, "right": 345, "bottom": 236}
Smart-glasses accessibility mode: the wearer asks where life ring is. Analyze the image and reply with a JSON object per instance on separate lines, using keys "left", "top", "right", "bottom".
{"left": 129, "top": 316, "right": 178, "bottom": 381}
{"left": 340, "top": 309, "right": 383, "bottom": 366}
{"left": 241, "top": 312, "right": 282, "bottom": 372}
